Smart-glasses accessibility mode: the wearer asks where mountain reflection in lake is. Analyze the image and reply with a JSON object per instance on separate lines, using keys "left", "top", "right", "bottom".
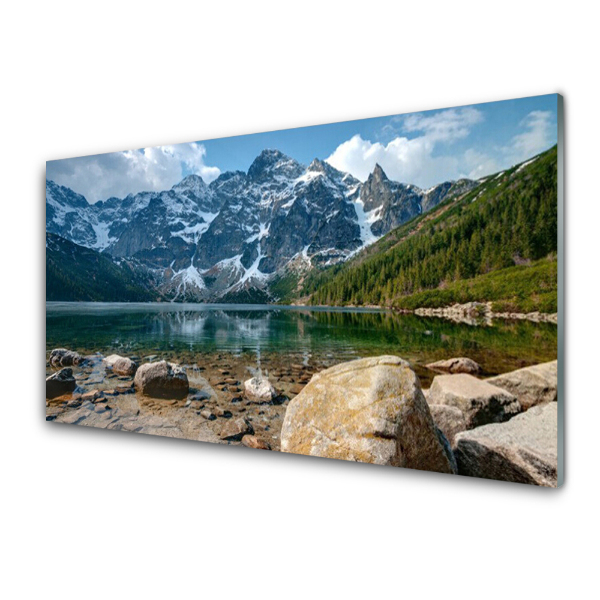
{"left": 46, "top": 302, "right": 557, "bottom": 385}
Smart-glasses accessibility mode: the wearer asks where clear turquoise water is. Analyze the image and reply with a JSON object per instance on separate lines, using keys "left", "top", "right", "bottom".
{"left": 46, "top": 302, "right": 557, "bottom": 386}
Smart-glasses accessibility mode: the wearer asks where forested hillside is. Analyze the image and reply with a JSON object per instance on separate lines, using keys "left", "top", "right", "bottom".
{"left": 46, "top": 233, "right": 157, "bottom": 302}
{"left": 302, "top": 146, "right": 558, "bottom": 312}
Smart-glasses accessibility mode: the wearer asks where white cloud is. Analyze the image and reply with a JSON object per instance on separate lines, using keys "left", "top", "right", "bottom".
{"left": 326, "top": 108, "right": 482, "bottom": 187}
{"left": 327, "top": 107, "right": 555, "bottom": 188}
{"left": 47, "top": 142, "right": 220, "bottom": 203}
{"left": 403, "top": 107, "right": 484, "bottom": 141}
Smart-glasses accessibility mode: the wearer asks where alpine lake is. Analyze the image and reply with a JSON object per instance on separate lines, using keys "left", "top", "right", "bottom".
{"left": 46, "top": 302, "right": 558, "bottom": 450}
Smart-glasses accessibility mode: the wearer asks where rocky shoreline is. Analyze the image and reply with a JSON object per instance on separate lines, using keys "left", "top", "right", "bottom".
{"left": 46, "top": 348, "right": 559, "bottom": 487}
{"left": 46, "top": 348, "right": 322, "bottom": 451}
{"left": 302, "top": 301, "right": 557, "bottom": 325}
{"left": 412, "top": 301, "right": 558, "bottom": 325}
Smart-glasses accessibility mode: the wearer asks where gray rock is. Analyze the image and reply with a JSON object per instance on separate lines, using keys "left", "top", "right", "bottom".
{"left": 103, "top": 354, "right": 138, "bottom": 376}
{"left": 428, "top": 374, "right": 521, "bottom": 429}
{"left": 46, "top": 368, "right": 76, "bottom": 398}
{"left": 429, "top": 404, "right": 468, "bottom": 445}
{"left": 49, "top": 348, "right": 83, "bottom": 367}
{"left": 487, "top": 361, "right": 557, "bottom": 411}
{"left": 426, "top": 357, "right": 481, "bottom": 375}
{"left": 133, "top": 360, "right": 189, "bottom": 399}
{"left": 453, "top": 403, "right": 558, "bottom": 487}
{"left": 280, "top": 355, "right": 456, "bottom": 474}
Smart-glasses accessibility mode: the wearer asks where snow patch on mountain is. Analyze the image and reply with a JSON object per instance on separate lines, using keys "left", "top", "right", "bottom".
{"left": 171, "top": 211, "right": 218, "bottom": 243}
{"left": 91, "top": 222, "right": 116, "bottom": 251}
{"left": 353, "top": 199, "right": 381, "bottom": 247}
{"left": 515, "top": 156, "right": 538, "bottom": 173}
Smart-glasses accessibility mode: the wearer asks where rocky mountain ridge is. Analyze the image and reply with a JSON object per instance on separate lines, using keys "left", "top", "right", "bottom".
{"left": 46, "top": 149, "right": 476, "bottom": 301}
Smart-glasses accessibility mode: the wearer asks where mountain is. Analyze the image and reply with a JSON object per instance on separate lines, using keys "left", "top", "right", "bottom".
{"left": 46, "top": 149, "right": 477, "bottom": 302}
{"left": 299, "top": 146, "right": 558, "bottom": 314}
{"left": 357, "top": 163, "right": 475, "bottom": 238}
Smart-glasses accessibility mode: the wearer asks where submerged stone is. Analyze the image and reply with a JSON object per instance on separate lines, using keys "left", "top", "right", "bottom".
{"left": 46, "top": 368, "right": 76, "bottom": 399}
{"left": 134, "top": 361, "right": 189, "bottom": 399}
{"left": 103, "top": 354, "right": 138, "bottom": 377}
{"left": 49, "top": 348, "right": 83, "bottom": 368}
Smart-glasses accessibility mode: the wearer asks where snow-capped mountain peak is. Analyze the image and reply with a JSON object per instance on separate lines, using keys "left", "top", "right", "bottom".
{"left": 46, "top": 149, "right": 476, "bottom": 301}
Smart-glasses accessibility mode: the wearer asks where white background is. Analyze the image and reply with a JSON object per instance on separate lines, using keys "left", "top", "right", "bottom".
{"left": 1, "top": 2, "right": 597, "bottom": 599}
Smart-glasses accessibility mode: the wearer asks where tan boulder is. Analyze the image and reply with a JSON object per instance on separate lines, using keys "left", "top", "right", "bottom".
{"left": 453, "top": 403, "right": 558, "bottom": 487}
{"left": 280, "top": 355, "right": 456, "bottom": 474}
{"left": 486, "top": 361, "right": 557, "bottom": 411}
{"left": 428, "top": 374, "right": 521, "bottom": 429}
{"left": 426, "top": 357, "right": 481, "bottom": 375}
{"left": 103, "top": 354, "right": 138, "bottom": 376}
{"left": 133, "top": 360, "right": 189, "bottom": 399}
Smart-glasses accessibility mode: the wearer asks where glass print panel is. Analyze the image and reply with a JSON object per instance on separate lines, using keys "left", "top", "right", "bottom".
{"left": 46, "top": 94, "right": 563, "bottom": 487}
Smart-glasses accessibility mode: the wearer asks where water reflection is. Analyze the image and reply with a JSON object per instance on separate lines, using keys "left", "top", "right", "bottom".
{"left": 46, "top": 302, "right": 557, "bottom": 378}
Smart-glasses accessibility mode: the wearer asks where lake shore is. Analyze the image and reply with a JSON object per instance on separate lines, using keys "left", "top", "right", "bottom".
{"left": 46, "top": 344, "right": 557, "bottom": 450}
{"left": 46, "top": 349, "right": 559, "bottom": 485}
{"left": 46, "top": 302, "right": 558, "bottom": 455}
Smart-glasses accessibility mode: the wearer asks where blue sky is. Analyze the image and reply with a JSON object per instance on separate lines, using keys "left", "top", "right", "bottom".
{"left": 47, "top": 94, "right": 558, "bottom": 203}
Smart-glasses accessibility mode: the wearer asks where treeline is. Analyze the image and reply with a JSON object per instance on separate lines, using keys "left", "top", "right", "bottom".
{"left": 306, "top": 146, "right": 557, "bottom": 310}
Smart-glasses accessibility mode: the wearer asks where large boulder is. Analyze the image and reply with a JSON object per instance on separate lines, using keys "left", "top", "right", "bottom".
{"left": 429, "top": 404, "right": 467, "bottom": 445}
{"left": 49, "top": 348, "right": 83, "bottom": 367}
{"left": 133, "top": 361, "right": 189, "bottom": 399}
{"left": 46, "top": 368, "right": 76, "bottom": 399}
{"left": 244, "top": 376, "right": 275, "bottom": 404}
{"left": 486, "top": 361, "right": 557, "bottom": 411}
{"left": 428, "top": 374, "right": 521, "bottom": 429}
{"left": 280, "top": 355, "right": 456, "bottom": 474}
{"left": 426, "top": 357, "right": 481, "bottom": 375}
{"left": 453, "top": 403, "right": 558, "bottom": 487}
{"left": 103, "top": 354, "right": 138, "bottom": 377}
